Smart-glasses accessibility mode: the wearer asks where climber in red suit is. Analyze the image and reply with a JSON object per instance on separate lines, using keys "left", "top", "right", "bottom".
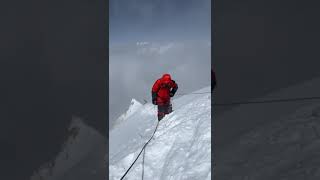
{"left": 152, "top": 74, "right": 178, "bottom": 121}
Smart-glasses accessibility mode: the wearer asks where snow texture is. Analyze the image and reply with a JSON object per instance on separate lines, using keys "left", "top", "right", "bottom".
{"left": 109, "top": 87, "right": 211, "bottom": 180}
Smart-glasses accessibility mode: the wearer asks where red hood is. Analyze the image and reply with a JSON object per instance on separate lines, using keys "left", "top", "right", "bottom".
{"left": 161, "top": 74, "right": 172, "bottom": 83}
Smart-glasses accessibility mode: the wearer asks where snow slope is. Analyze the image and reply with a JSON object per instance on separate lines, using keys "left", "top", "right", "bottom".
{"left": 214, "top": 77, "right": 320, "bottom": 180}
{"left": 30, "top": 117, "right": 107, "bottom": 180}
{"left": 109, "top": 87, "right": 211, "bottom": 180}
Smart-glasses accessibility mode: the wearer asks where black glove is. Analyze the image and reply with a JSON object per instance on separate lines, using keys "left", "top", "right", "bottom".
{"left": 152, "top": 92, "right": 157, "bottom": 105}
{"left": 170, "top": 80, "right": 178, "bottom": 97}
{"left": 170, "top": 87, "right": 178, "bottom": 97}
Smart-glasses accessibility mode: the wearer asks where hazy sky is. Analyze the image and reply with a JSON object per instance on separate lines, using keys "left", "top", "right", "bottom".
{"left": 110, "top": 0, "right": 211, "bottom": 43}
{"left": 109, "top": 0, "right": 211, "bottom": 128}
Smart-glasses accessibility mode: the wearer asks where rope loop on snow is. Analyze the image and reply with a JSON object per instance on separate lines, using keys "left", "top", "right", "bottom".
{"left": 120, "top": 120, "right": 160, "bottom": 180}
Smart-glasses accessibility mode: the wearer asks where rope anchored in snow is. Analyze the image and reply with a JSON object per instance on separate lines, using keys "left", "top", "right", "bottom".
{"left": 120, "top": 120, "right": 160, "bottom": 180}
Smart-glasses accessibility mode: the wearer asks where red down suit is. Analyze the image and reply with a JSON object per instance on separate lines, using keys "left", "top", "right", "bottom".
{"left": 152, "top": 74, "right": 178, "bottom": 105}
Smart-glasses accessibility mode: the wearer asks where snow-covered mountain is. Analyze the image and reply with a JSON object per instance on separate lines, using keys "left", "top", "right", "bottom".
{"left": 113, "top": 99, "right": 143, "bottom": 129}
{"left": 109, "top": 87, "right": 211, "bottom": 180}
{"left": 214, "top": 77, "right": 320, "bottom": 180}
{"left": 30, "top": 117, "right": 107, "bottom": 180}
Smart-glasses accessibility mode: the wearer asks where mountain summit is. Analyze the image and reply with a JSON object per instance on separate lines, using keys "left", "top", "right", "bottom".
{"left": 113, "top": 99, "right": 143, "bottom": 128}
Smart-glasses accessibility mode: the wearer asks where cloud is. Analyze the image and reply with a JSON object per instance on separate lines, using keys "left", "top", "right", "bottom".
{"left": 109, "top": 0, "right": 211, "bottom": 43}
{"left": 109, "top": 41, "right": 211, "bottom": 128}
{"left": 109, "top": 0, "right": 211, "bottom": 127}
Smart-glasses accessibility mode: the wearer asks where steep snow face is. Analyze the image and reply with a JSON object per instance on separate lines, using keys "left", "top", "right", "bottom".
{"left": 31, "top": 117, "right": 107, "bottom": 180}
{"left": 109, "top": 87, "right": 211, "bottom": 180}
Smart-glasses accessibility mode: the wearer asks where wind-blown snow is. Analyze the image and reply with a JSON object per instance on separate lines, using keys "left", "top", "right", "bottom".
{"left": 109, "top": 87, "right": 211, "bottom": 180}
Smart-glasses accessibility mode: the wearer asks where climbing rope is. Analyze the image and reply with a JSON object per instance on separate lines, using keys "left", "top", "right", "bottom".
{"left": 141, "top": 147, "right": 146, "bottom": 180}
{"left": 176, "top": 91, "right": 320, "bottom": 106}
{"left": 120, "top": 120, "right": 160, "bottom": 180}
{"left": 123, "top": 91, "right": 320, "bottom": 179}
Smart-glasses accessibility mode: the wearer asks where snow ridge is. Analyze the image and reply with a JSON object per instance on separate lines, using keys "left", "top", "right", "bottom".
{"left": 113, "top": 99, "right": 143, "bottom": 128}
{"left": 109, "top": 87, "right": 211, "bottom": 180}
{"left": 31, "top": 117, "right": 107, "bottom": 180}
